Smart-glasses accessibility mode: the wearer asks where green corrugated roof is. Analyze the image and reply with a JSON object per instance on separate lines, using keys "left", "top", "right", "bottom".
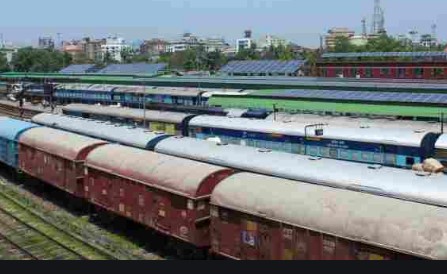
{"left": 208, "top": 96, "right": 447, "bottom": 118}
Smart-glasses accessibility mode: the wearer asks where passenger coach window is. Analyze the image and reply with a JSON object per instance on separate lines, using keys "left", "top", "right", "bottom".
{"left": 435, "top": 68, "right": 444, "bottom": 77}
{"left": 384, "top": 154, "right": 396, "bottom": 165}
{"left": 406, "top": 157, "right": 415, "bottom": 166}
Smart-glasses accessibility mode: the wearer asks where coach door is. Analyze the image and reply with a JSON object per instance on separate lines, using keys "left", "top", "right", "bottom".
{"left": 258, "top": 221, "right": 273, "bottom": 260}
{"left": 240, "top": 218, "right": 259, "bottom": 260}
{"left": 153, "top": 191, "right": 171, "bottom": 233}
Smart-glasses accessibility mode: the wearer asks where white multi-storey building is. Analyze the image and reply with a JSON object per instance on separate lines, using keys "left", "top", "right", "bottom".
{"left": 260, "top": 35, "right": 288, "bottom": 49}
{"left": 101, "top": 36, "right": 129, "bottom": 62}
{"left": 236, "top": 38, "right": 252, "bottom": 52}
{"left": 166, "top": 33, "right": 233, "bottom": 54}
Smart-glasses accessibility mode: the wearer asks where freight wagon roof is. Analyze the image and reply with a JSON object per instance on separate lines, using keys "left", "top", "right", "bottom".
{"left": 85, "top": 144, "right": 232, "bottom": 198}
{"left": 155, "top": 137, "right": 447, "bottom": 207}
{"left": 19, "top": 127, "right": 107, "bottom": 161}
{"left": 435, "top": 134, "right": 447, "bottom": 150}
{"left": 0, "top": 118, "right": 39, "bottom": 141}
{"left": 211, "top": 173, "right": 447, "bottom": 260}
{"left": 189, "top": 115, "right": 428, "bottom": 147}
{"left": 32, "top": 113, "right": 170, "bottom": 149}
{"left": 62, "top": 104, "right": 193, "bottom": 124}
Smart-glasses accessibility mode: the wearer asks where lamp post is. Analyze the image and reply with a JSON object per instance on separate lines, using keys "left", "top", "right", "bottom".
{"left": 141, "top": 82, "right": 148, "bottom": 128}
{"left": 442, "top": 112, "right": 444, "bottom": 134}
{"left": 273, "top": 104, "right": 278, "bottom": 121}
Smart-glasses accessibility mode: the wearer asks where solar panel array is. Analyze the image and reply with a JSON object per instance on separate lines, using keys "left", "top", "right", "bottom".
{"left": 258, "top": 89, "right": 447, "bottom": 105}
{"left": 59, "top": 64, "right": 98, "bottom": 74}
{"left": 322, "top": 52, "right": 447, "bottom": 59}
{"left": 97, "top": 63, "right": 168, "bottom": 75}
{"left": 219, "top": 60, "right": 306, "bottom": 74}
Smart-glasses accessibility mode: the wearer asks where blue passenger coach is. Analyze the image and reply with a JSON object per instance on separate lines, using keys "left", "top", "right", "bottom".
{"left": 0, "top": 117, "right": 40, "bottom": 168}
{"left": 435, "top": 135, "right": 447, "bottom": 166}
{"left": 186, "top": 116, "right": 440, "bottom": 168}
{"left": 54, "top": 84, "right": 114, "bottom": 104}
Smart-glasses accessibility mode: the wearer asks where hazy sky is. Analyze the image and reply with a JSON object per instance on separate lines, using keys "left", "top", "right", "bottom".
{"left": 1, "top": 0, "right": 447, "bottom": 48}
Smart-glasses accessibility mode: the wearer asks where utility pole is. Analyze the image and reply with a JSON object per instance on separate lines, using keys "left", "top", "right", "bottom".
{"left": 442, "top": 112, "right": 444, "bottom": 134}
{"left": 319, "top": 35, "right": 324, "bottom": 53}
{"left": 273, "top": 104, "right": 277, "bottom": 121}
{"left": 409, "top": 30, "right": 418, "bottom": 52}
{"left": 142, "top": 81, "right": 147, "bottom": 128}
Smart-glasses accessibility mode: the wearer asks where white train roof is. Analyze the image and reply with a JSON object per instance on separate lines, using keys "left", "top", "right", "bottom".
{"left": 224, "top": 108, "right": 249, "bottom": 118}
{"left": 155, "top": 137, "right": 447, "bottom": 207}
{"left": 212, "top": 173, "right": 447, "bottom": 260}
{"left": 189, "top": 115, "right": 430, "bottom": 147}
{"left": 63, "top": 104, "right": 193, "bottom": 124}
{"left": 56, "top": 83, "right": 118, "bottom": 92}
{"left": 266, "top": 112, "right": 442, "bottom": 132}
{"left": 32, "top": 113, "right": 169, "bottom": 149}
{"left": 436, "top": 134, "right": 447, "bottom": 150}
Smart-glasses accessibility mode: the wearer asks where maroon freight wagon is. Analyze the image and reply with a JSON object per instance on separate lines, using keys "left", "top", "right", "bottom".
{"left": 84, "top": 144, "right": 234, "bottom": 247}
{"left": 18, "top": 127, "right": 107, "bottom": 197}
{"left": 210, "top": 173, "right": 447, "bottom": 260}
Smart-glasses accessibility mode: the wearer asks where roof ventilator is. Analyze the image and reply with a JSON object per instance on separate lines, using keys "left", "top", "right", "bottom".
{"left": 257, "top": 148, "right": 272, "bottom": 153}
{"left": 367, "top": 164, "right": 383, "bottom": 170}
{"left": 308, "top": 156, "right": 322, "bottom": 161}
{"left": 415, "top": 171, "right": 431, "bottom": 177}
{"left": 216, "top": 142, "right": 229, "bottom": 146}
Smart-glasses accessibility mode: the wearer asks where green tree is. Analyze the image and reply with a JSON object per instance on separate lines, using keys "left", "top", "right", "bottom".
{"left": 364, "top": 35, "right": 410, "bottom": 52}
{"left": 235, "top": 42, "right": 260, "bottom": 60}
{"left": 72, "top": 52, "right": 93, "bottom": 65}
{"left": 167, "top": 51, "right": 187, "bottom": 70}
{"left": 11, "top": 47, "right": 72, "bottom": 72}
{"left": 183, "top": 48, "right": 199, "bottom": 70}
{"left": 275, "top": 44, "right": 295, "bottom": 61}
{"left": 302, "top": 50, "right": 319, "bottom": 76}
{"left": 332, "top": 36, "right": 358, "bottom": 53}
{"left": 0, "top": 52, "right": 10, "bottom": 72}
{"left": 131, "top": 54, "right": 151, "bottom": 63}
{"left": 120, "top": 48, "right": 135, "bottom": 64}
{"left": 206, "top": 50, "right": 227, "bottom": 72}
{"left": 102, "top": 51, "right": 118, "bottom": 65}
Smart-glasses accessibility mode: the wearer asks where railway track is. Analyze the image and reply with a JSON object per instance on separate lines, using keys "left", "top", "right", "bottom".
{"left": 0, "top": 189, "right": 117, "bottom": 260}
{"left": 0, "top": 101, "right": 43, "bottom": 120}
{"left": 0, "top": 172, "right": 165, "bottom": 260}
{"left": 0, "top": 234, "right": 37, "bottom": 260}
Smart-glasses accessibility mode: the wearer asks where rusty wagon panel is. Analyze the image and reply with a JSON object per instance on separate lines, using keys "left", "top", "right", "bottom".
{"left": 18, "top": 127, "right": 107, "bottom": 197}
{"left": 211, "top": 173, "right": 447, "bottom": 260}
{"left": 84, "top": 144, "right": 234, "bottom": 247}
